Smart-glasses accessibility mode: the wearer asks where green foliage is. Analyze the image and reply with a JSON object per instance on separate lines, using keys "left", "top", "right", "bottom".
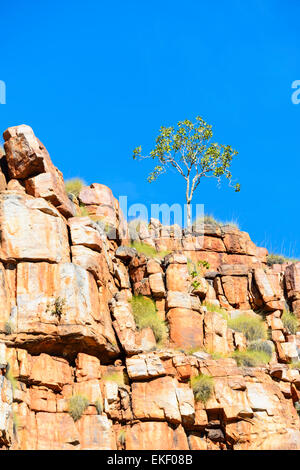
{"left": 118, "top": 429, "right": 126, "bottom": 445}
{"left": 248, "top": 340, "right": 273, "bottom": 358}
{"left": 102, "top": 371, "right": 125, "bottom": 386}
{"left": 266, "top": 253, "right": 299, "bottom": 266}
{"left": 133, "top": 116, "right": 239, "bottom": 226}
{"left": 68, "top": 395, "right": 89, "bottom": 422}
{"left": 191, "top": 374, "right": 214, "bottom": 404}
{"left": 46, "top": 297, "right": 66, "bottom": 321}
{"left": 282, "top": 310, "right": 299, "bottom": 335}
{"left": 231, "top": 349, "right": 271, "bottom": 367}
{"left": 95, "top": 398, "right": 103, "bottom": 414}
{"left": 228, "top": 314, "right": 266, "bottom": 342}
{"left": 65, "top": 178, "right": 86, "bottom": 197}
{"left": 187, "top": 259, "right": 210, "bottom": 291}
{"left": 130, "top": 295, "right": 168, "bottom": 345}
{"left": 130, "top": 241, "right": 169, "bottom": 259}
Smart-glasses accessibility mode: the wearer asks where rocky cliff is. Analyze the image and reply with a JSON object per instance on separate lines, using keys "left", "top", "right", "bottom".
{"left": 0, "top": 124, "right": 300, "bottom": 450}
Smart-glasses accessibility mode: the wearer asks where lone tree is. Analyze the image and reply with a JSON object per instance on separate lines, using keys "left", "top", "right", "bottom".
{"left": 133, "top": 116, "right": 240, "bottom": 227}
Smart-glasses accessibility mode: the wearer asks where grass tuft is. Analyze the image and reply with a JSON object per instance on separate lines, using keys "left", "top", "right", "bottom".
{"left": 191, "top": 374, "right": 214, "bottom": 404}
{"left": 130, "top": 241, "right": 169, "bottom": 259}
{"left": 248, "top": 339, "right": 273, "bottom": 357}
{"left": 231, "top": 349, "right": 271, "bottom": 367}
{"left": 228, "top": 314, "right": 266, "bottom": 341}
{"left": 282, "top": 310, "right": 299, "bottom": 335}
{"left": 65, "top": 178, "right": 86, "bottom": 197}
{"left": 68, "top": 394, "right": 89, "bottom": 422}
{"left": 130, "top": 295, "right": 168, "bottom": 345}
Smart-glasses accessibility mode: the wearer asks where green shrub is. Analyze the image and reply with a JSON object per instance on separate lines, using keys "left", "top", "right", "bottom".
{"left": 46, "top": 297, "right": 66, "bottom": 321}
{"left": 266, "top": 253, "right": 299, "bottom": 266}
{"left": 191, "top": 374, "right": 214, "bottom": 404}
{"left": 130, "top": 295, "right": 168, "bottom": 345}
{"left": 248, "top": 340, "right": 273, "bottom": 358}
{"left": 282, "top": 310, "right": 299, "bottom": 335}
{"left": 187, "top": 259, "right": 210, "bottom": 279}
{"left": 65, "top": 178, "right": 86, "bottom": 197}
{"left": 228, "top": 314, "right": 266, "bottom": 341}
{"left": 231, "top": 349, "right": 270, "bottom": 367}
{"left": 68, "top": 395, "right": 89, "bottom": 422}
{"left": 130, "top": 241, "right": 169, "bottom": 259}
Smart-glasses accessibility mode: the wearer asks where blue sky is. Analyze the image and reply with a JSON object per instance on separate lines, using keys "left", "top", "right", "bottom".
{"left": 1, "top": 0, "right": 299, "bottom": 257}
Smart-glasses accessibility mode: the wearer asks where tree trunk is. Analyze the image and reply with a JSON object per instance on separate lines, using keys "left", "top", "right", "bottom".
{"left": 186, "top": 200, "right": 191, "bottom": 228}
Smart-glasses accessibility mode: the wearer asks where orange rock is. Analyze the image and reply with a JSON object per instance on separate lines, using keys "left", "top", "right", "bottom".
{"left": 125, "top": 421, "right": 189, "bottom": 450}
{"left": 166, "top": 263, "right": 190, "bottom": 292}
{"left": 167, "top": 308, "right": 203, "bottom": 349}
{"left": 0, "top": 192, "right": 70, "bottom": 263}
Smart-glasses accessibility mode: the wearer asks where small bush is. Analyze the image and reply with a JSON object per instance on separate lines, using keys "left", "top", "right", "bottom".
{"left": 130, "top": 295, "right": 168, "bottom": 345}
{"left": 228, "top": 314, "right": 266, "bottom": 341}
{"left": 266, "top": 253, "right": 299, "bottom": 266}
{"left": 231, "top": 349, "right": 270, "bottom": 367}
{"left": 65, "top": 178, "right": 86, "bottom": 197}
{"left": 248, "top": 340, "right": 273, "bottom": 358}
{"left": 187, "top": 259, "right": 210, "bottom": 279}
{"left": 282, "top": 310, "right": 299, "bottom": 335}
{"left": 68, "top": 395, "right": 89, "bottom": 422}
{"left": 130, "top": 241, "right": 169, "bottom": 259}
{"left": 46, "top": 297, "right": 66, "bottom": 320}
{"left": 118, "top": 429, "right": 126, "bottom": 445}
{"left": 191, "top": 374, "right": 214, "bottom": 404}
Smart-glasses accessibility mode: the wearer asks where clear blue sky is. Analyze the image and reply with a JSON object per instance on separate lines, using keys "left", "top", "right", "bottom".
{"left": 1, "top": 0, "right": 299, "bottom": 257}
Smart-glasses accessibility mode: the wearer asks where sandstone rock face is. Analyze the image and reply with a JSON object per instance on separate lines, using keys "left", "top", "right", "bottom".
{"left": 0, "top": 192, "right": 70, "bottom": 263}
{"left": 4, "top": 125, "right": 75, "bottom": 218}
{"left": 0, "top": 124, "right": 299, "bottom": 450}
